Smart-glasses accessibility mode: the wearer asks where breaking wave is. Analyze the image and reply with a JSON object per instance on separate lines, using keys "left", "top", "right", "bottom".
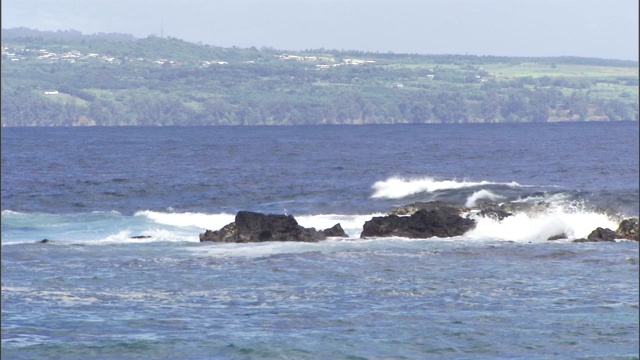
{"left": 466, "top": 203, "right": 620, "bottom": 243}
{"left": 371, "top": 176, "right": 525, "bottom": 199}
{"left": 465, "top": 189, "right": 505, "bottom": 208}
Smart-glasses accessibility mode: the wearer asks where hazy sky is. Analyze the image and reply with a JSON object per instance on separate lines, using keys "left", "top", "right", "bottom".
{"left": 2, "top": 0, "right": 638, "bottom": 60}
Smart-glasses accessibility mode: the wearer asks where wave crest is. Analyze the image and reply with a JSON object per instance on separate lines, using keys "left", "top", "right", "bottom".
{"left": 135, "top": 210, "right": 235, "bottom": 230}
{"left": 371, "top": 176, "right": 523, "bottom": 199}
{"left": 465, "top": 190, "right": 505, "bottom": 208}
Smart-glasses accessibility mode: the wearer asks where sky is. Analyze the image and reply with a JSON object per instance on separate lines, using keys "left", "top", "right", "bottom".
{"left": 2, "top": 0, "right": 638, "bottom": 61}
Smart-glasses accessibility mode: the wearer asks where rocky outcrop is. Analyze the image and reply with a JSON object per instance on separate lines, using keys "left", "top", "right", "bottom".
{"left": 199, "top": 211, "right": 347, "bottom": 243}
{"left": 476, "top": 202, "right": 513, "bottom": 221}
{"left": 390, "top": 201, "right": 469, "bottom": 216}
{"left": 474, "top": 201, "right": 552, "bottom": 221}
{"left": 198, "top": 204, "right": 638, "bottom": 244}
{"left": 200, "top": 222, "right": 237, "bottom": 242}
{"left": 322, "top": 223, "right": 349, "bottom": 237}
{"left": 361, "top": 207, "right": 476, "bottom": 239}
{"left": 573, "top": 218, "right": 639, "bottom": 242}
{"left": 616, "top": 218, "right": 639, "bottom": 241}
{"left": 547, "top": 233, "right": 568, "bottom": 241}
{"left": 573, "top": 227, "right": 619, "bottom": 242}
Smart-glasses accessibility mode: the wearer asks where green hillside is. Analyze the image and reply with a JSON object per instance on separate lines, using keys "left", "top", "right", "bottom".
{"left": 2, "top": 28, "right": 638, "bottom": 126}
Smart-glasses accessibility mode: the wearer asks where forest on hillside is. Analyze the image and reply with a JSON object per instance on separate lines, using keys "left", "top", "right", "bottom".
{"left": 2, "top": 28, "right": 638, "bottom": 126}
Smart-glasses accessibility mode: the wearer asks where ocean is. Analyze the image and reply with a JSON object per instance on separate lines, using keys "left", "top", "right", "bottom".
{"left": 2, "top": 122, "right": 639, "bottom": 359}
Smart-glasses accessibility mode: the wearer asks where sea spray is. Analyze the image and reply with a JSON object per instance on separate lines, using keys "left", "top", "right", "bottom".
{"left": 466, "top": 203, "right": 619, "bottom": 242}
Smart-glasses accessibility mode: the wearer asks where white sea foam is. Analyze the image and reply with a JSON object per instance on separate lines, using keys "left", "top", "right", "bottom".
{"left": 371, "top": 176, "right": 523, "bottom": 199}
{"left": 466, "top": 204, "right": 619, "bottom": 243}
{"left": 465, "top": 189, "right": 505, "bottom": 208}
{"left": 83, "top": 229, "right": 200, "bottom": 245}
{"left": 39, "top": 290, "right": 100, "bottom": 306}
{"left": 140, "top": 228, "right": 198, "bottom": 242}
{"left": 193, "top": 241, "right": 323, "bottom": 258}
{"left": 135, "top": 210, "right": 235, "bottom": 230}
{"left": 1, "top": 285, "right": 173, "bottom": 305}
{"left": 512, "top": 191, "right": 572, "bottom": 204}
{"left": 1, "top": 210, "right": 25, "bottom": 216}
{"left": 1, "top": 210, "right": 131, "bottom": 245}
{"left": 2, "top": 286, "right": 99, "bottom": 306}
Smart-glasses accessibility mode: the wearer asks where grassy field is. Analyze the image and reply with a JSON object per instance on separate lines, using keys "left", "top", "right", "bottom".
{"left": 481, "top": 62, "right": 638, "bottom": 79}
{"left": 591, "top": 82, "right": 639, "bottom": 102}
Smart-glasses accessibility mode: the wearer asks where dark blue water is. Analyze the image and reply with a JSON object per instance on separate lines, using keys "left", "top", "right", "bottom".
{"left": 3, "top": 122, "right": 638, "bottom": 216}
{"left": 2, "top": 122, "right": 639, "bottom": 359}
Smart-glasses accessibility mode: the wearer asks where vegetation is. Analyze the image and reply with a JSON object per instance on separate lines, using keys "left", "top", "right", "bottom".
{"left": 2, "top": 28, "right": 638, "bottom": 126}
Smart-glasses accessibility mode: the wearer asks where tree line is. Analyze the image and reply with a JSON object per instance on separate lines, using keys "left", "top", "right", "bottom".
{"left": 3, "top": 83, "right": 634, "bottom": 126}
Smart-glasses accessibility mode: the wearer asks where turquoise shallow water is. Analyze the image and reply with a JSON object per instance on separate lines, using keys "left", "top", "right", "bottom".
{"left": 2, "top": 122, "right": 639, "bottom": 359}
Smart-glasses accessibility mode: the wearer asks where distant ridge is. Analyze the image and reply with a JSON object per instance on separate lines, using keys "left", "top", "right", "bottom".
{"left": 1, "top": 27, "right": 136, "bottom": 42}
{"left": 2, "top": 27, "right": 637, "bottom": 66}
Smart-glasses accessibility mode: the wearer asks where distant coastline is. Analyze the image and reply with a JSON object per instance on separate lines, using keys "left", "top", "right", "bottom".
{"left": 2, "top": 28, "right": 638, "bottom": 126}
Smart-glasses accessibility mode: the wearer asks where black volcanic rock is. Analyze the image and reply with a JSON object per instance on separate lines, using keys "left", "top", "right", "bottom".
{"left": 199, "top": 211, "right": 347, "bottom": 243}
{"left": 390, "top": 201, "right": 469, "bottom": 216}
{"left": 361, "top": 207, "right": 476, "bottom": 239}
{"left": 476, "top": 202, "right": 513, "bottom": 221}
{"left": 574, "top": 227, "right": 618, "bottom": 242}
{"left": 574, "top": 218, "right": 640, "bottom": 243}
{"left": 547, "top": 233, "right": 568, "bottom": 241}
{"left": 616, "top": 218, "right": 639, "bottom": 241}
{"left": 322, "top": 223, "right": 348, "bottom": 238}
